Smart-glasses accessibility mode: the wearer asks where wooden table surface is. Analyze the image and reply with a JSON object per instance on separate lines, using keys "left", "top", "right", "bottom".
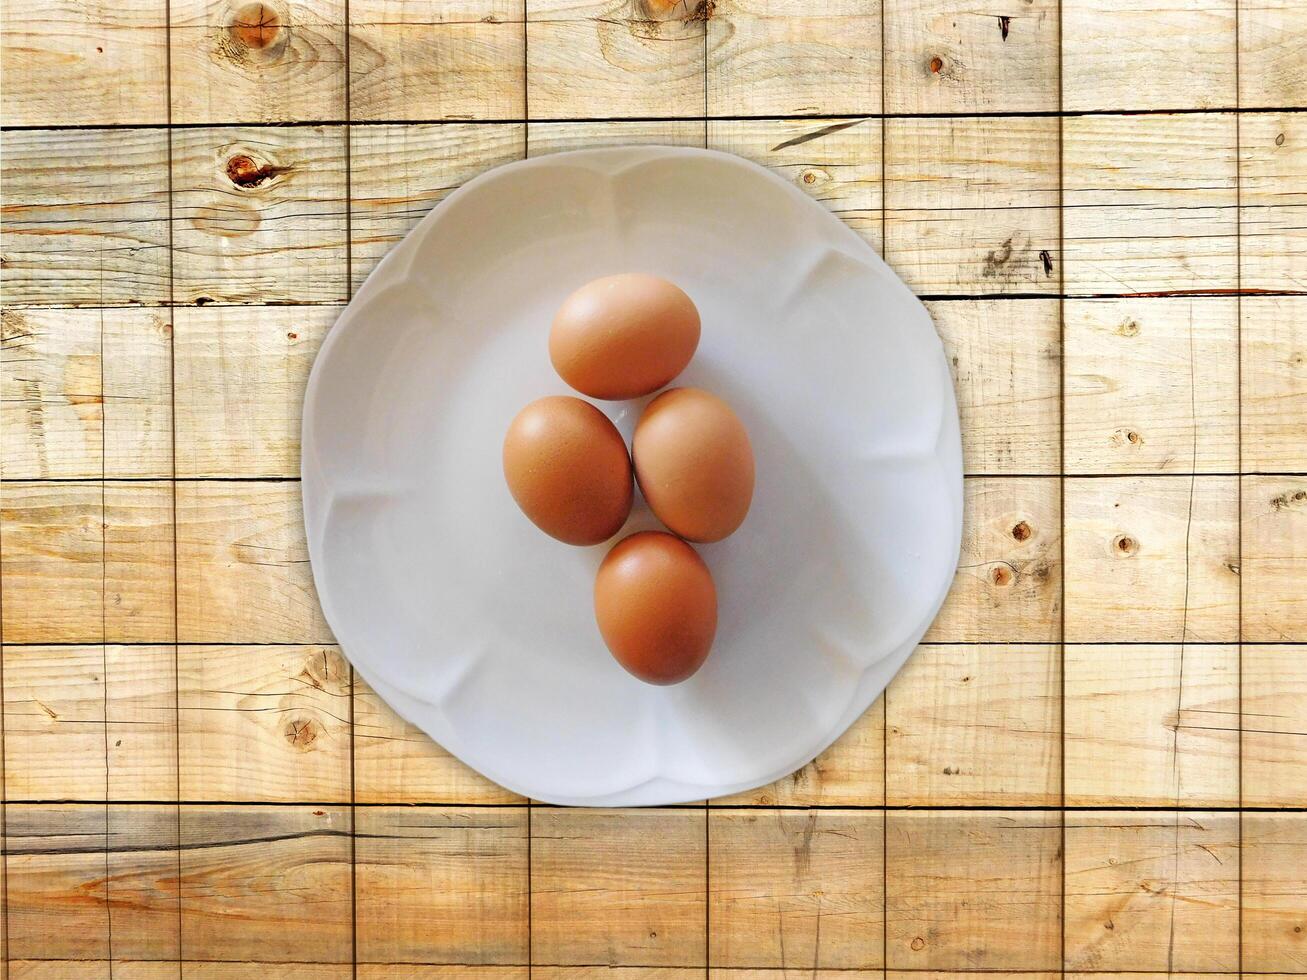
{"left": 2, "top": 0, "right": 1306, "bottom": 975}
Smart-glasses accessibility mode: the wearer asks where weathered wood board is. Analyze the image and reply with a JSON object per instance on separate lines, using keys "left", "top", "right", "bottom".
{"left": 2, "top": 0, "right": 1306, "bottom": 973}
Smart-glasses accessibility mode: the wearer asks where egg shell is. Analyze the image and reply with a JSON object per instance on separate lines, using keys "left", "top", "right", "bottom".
{"left": 633, "top": 387, "right": 755, "bottom": 543}
{"left": 502, "top": 395, "right": 633, "bottom": 546}
{"left": 549, "top": 273, "right": 700, "bottom": 400}
{"left": 594, "top": 531, "right": 717, "bottom": 685}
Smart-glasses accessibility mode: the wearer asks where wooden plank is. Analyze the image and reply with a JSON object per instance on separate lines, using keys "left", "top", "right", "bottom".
{"left": 1061, "top": 0, "right": 1236, "bottom": 112}
{"left": 179, "top": 805, "right": 353, "bottom": 962}
{"left": 1242, "top": 296, "right": 1307, "bottom": 473}
{"left": 169, "top": 0, "right": 347, "bottom": 123}
{"left": 525, "top": 0, "right": 706, "bottom": 119}
{"left": 11, "top": 964, "right": 181, "bottom": 980}
{"left": 177, "top": 645, "right": 351, "bottom": 803}
{"left": 359, "top": 970, "right": 526, "bottom": 980}
{"left": 708, "top": 809, "right": 884, "bottom": 969}
{"left": 349, "top": 0, "right": 525, "bottom": 121}
{"left": 5, "top": 804, "right": 110, "bottom": 959}
{"left": 884, "top": 115, "right": 1060, "bottom": 296}
{"left": 1239, "top": 111, "right": 1307, "bottom": 292}
{"left": 353, "top": 675, "right": 523, "bottom": 804}
{"left": 175, "top": 305, "right": 337, "bottom": 478}
{"left": 923, "top": 477, "right": 1061, "bottom": 643}
{"left": 927, "top": 299, "right": 1061, "bottom": 474}
{"left": 0, "top": 0, "right": 168, "bottom": 127}
{"left": 1242, "top": 813, "right": 1307, "bottom": 973}
{"left": 3, "top": 645, "right": 106, "bottom": 801}
{"left": 531, "top": 808, "right": 707, "bottom": 967}
{"left": 1240, "top": 476, "right": 1307, "bottom": 642}
{"left": 1063, "top": 811, "right": 1239, "bottom": 972}
{"left": 1064, "top": 644, "right": 1239, "bottom": 807}
{"left": 885, "top": 643, "right": 1060, "bottom": 806}
{"left": 1238, "top": 0, "right": 1307, "bottom": 108}
{"left": 1062, "top": 113, "right": 1238, "bottom": 296}
{"left": 3, "top": 645, "right": 177, "bottom": 802}
{"left": 712, "top": 698, "right": 883, "bottom": 806}
{"left": 349, "top": 123, "right": 526, "bottom": 291}
{"left": 545, "top": 972, "right": 700, "bottom": 980}
{"left": 884, "top": 810, "right": 1061, "bottom": 970}
{"left": 106, "top": 646, "right": 178, "bottom": 801}
{"left": 705, "top": 0, "right": 881, "bottom": 116}
{"left": 170, "top": 126, "right": 348, "bottom": 305}
{"left": 1064, "top": 297, "right": 1239, "bottom": 474}
{"left": 883, "top": 0, "right": 1060, "bottom": 114}
{"left": 0, "top": 308, "right": 174, "bottom": 481}
{"left": 0, "top": 128, "right": 171, "bottom": 307}
{"left": 1063, "top": 476, "right": 1240, "bottom": 643}
{"left": 105, "top": 481, "right": 176, "bottom": 643}
{"left": 1243, "top": 644, "right": 1307, "bottom": 808}
{"left": 526, "top": 119, "right": 707, "bottom": 154}
{"left": 0, "top": 482, "right": 174, "bottom": 645}
{"left": 354, "top": 806, "right": 528, "bottom": 964}
{"left": 175, "top": 480, "right": 331, "bottom": 644}
{"left": 706, "top": 118, "right": 882, "bottom": 252}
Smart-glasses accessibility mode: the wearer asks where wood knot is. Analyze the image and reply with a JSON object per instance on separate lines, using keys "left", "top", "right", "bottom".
{"left": 1012, "top": 521, "right": 1032, "bottom": 542}
{"left": 1276, "top": 132, "right": 1286, "bottom": 147}
{"left": 285, "top": 717, "right": 321, "bottom": 749}
{"left": 911, "top": 936, "right": 926, "bottom": 951}
{"left": 990, "top": 564, "right": 1014, "bottom": 586}
{"left": 928, "top": 55, "right": 944, "bottom": 74}
{"left": 226, "top": 154, "right": 287, "bottom": 188}
{"left": 1271, "top": 489, "right": 1307, "bottom": 511}
{"left": 1111, "top": 428, "right": 1144, "bottom": 448}
{"left": 1113, "top": 534, "right": 1138, "bottom": 557}
{"left": 229, "top": 2, "right": 282, "bottom": 49}
{"left": 1117, "top": 317, "right": 1141, "bottom": 337}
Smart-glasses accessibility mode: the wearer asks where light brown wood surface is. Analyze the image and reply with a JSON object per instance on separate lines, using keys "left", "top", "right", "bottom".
{"left": 2, "top": 0, "right": 1306, "bottom": 973}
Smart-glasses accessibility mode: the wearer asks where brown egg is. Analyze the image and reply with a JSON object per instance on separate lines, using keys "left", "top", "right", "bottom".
{"left": 633, "top": 388, "right": 755, "bottom": 543}
{"left": 503, "top": 396, "right": 633, "bottom": 546}
{"left": 594, "top": 531, "right": 717, "bottom": 685}
{"left": 549, "top": 273, "right": 700, "bottom": 400}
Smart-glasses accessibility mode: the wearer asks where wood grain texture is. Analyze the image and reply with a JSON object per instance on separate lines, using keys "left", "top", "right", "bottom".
{"left": 175, "top": 480, "right": 331, "bottom": 643}
{"left": 1242, "top": 813, "right": 1307, "bottom": 973}
{"left": 531, "top": 808, "right": 707, "bottom": 967}
{"left": 355, "top": 807, "right": 528, "bottom": 964}
{"left": 1064, "top": 643, "right": 1239, "bottom": 807}
{"left": 525, "top": 0, "right": 705, "bottom": 119}
{"left": 884, "top": 810, "right": 1062, "bottom": 970}
{"left": 886, "top": 643, "right": 1060, "bottom": 805}
{"left": 1064, "top": 297, "right": 1238, "bottom": 474}
{"left": 178, "top": 644, "right": 351, "bottom": 802}
{"left": 179, "top": 805, "right": 353, "bottom": 962}
{"left": 349, "top": 0, "right": 526, "bottom": 121}
{"left": 0, "top": 0, "right": 167, "bottom": 126}
{"left": 708, "top": 809, "right": 884, "bottom": 968}
{"left": 170, "top": 0, "right": 347, "bottom": 123}
{"left": 4, "top": 0, "right": 1307, "bottom": 970}
{"left": 1240, "top": 476, "right": 1307, "bottom": 642}
{"left": 706, "top": 0, "right": 882, "bottom": 116}
{"left": 1242, "top": 296, "right": 1307, "bottom": 473}
{"left": 883, "top": 0, "right": 1059, "bottom": 113}
{"left": 929, "top": 298, "right": 1061, "bottom": 474}
{"left": 923, "top": 477, "right": 1061, "bottom": 642}
{"left": 1, "top": 481, "right": 175, "bottom": 644}
{"left": 884, "top": 115, "right": 1060, "bottom": 296}
{"left": 1063, "top": 476, "right": 1239, "bottom": 643}
{"left": 0, "top": 129, "right": 171, "bottom": 307}
{"left": 1062, "top": 113, "right": 1239, "bottom": 296}
{"left": 1061, "top": 0, "right": 1236, "bottom": 112}
{"left": 1, "top": 309, "right": 174, "bottom": 480}
{"left": 175, "top": 305, "right": 335, "bottom": 477}
{"left": 1063, "top": 811, "right": 1240, "bottom": 972}
{"left": 171, "top": 126, "right": 349, "bottom": 305}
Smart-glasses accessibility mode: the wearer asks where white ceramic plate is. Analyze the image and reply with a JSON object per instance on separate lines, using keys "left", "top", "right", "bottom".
{"left": 302, "top": 146, "right": 963, "bottom": 806}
